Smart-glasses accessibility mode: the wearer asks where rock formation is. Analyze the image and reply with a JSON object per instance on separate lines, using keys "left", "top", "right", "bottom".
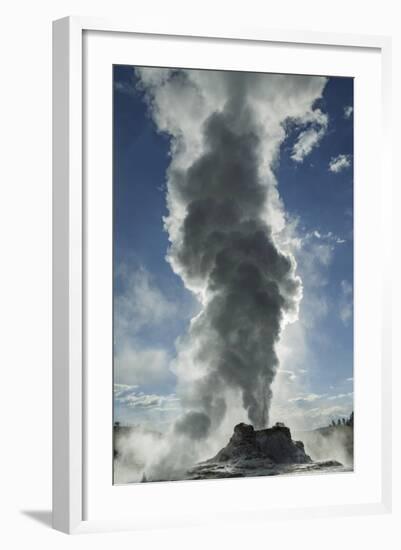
{"left": 211, "top": 422, "right": 312, "bottom": 465}
{"left": 187, "top": 422, "right": 316, "bottom": 479}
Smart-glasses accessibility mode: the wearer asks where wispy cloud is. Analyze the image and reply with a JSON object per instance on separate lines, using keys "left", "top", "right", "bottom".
{"left": 115, "top": 346, "right": 172, "bottom": 387}
{"left": 289, "top": 391, "right": 353, "bottom": 405}
{"left": 339, "top": 280, "right": 353, "bottom": 325}
{"left": 291, "top": 109, "right": 328, "bottom": 163}
{"left": 289, "top": 393, "right": 326, "bottom": 404}
{"left": 310, "top": 229, "right": 346, "bottom": 245}
{"left": 344, "top": 106, "right": 353, "bottom": 119}
{"left": 115, "top": 265, "right": 177, "bottom": 338}
{"left": 279, "top": 369, "right": 299, "bottom": 382}
{"left": 114, "top": 384, "right": 180, "bottom": 410}
{"left": 114, "top": 265, "right": 182, "bottom": 387}
{"left": 327, "top": 392, "right": 353, "bottom": 401}
{"left": 114, "top": 79, "right": 137, "bottom": 97}
{"left": 329, "top": 154, "right": 351, "bottom": 173}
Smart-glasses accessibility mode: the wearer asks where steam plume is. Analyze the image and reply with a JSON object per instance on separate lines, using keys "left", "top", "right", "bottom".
{"left": 136, "top": 68, "right": 327, "bottom": 436}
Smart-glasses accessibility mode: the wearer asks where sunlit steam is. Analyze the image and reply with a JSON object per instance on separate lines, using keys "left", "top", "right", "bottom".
{"left": 115, "top": 68, "right": 329, "bottom": 481}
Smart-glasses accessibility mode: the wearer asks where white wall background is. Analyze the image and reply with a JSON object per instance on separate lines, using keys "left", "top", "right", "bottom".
{"left": 0, "top": 0, "right": 399, "bottom": 548}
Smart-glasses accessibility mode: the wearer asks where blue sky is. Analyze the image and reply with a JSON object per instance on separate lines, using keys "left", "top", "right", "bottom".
{"left": 113, "top": 66, "right": 354, "bottom": 430}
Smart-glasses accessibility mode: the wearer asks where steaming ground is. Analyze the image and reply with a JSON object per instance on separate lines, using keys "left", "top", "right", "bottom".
{"left": 113, "top": 68, "right": 352, "bottom": 482}
{"left": 113, "top": 422, "right": 353, "bottom": 484}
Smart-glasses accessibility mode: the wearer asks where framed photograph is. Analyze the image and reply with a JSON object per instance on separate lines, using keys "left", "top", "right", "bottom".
{"left": 53, "top": 17, "right": 392, "bottom": 534}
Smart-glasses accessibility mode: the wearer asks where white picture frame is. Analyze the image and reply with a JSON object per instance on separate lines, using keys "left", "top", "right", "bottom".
{"left": 52, "top": 16, "right": 392, "bottom": 534}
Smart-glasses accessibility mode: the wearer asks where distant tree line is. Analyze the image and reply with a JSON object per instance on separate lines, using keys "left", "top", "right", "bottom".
{"left": 330, "top": 411, "right": 353, "bottom": 428}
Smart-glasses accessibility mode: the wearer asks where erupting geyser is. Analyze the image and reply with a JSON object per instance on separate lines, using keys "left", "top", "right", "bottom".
{"left": 136, "top": 68, "right": 327, "bottom": 439}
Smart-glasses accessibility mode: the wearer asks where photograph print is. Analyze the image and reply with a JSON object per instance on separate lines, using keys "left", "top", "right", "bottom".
{"left": 113, "top": 66, "right": 354, "bottom": 484}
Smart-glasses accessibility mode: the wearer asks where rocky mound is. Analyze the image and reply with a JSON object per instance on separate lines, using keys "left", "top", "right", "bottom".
{"left": 212, "top": 422, "right": 312, "bottom": 465}
{"left": 187, "top": 422, "right": 319, "bottom": 480}
{"left": 186, "top": 423, "right": 343, "bottom": 480}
